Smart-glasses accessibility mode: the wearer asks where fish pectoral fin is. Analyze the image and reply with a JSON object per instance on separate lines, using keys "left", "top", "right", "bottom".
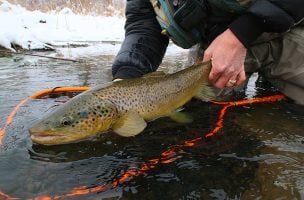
{"left": 169, "top": 111, "right": 193, "bottom": 123}
{"left": 112, "top": 111, "right": 147, "bottom": 137}
{"left": 195, "top": 84, "right": 216, "bottom": 101}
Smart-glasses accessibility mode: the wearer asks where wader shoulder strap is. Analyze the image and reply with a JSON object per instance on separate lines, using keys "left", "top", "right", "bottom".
{"left": 151, "top": 0, "right": 199, "bottom": 49}
{"left": 150, "top": 0, "right": 249, "bottom": 49}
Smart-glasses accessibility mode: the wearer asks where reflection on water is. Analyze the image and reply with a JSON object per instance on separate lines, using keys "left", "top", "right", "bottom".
{"left": 0, "top": 44, "right": 303, "bottom": 199}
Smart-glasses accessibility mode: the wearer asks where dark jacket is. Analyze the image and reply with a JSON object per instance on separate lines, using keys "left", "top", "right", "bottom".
{"left": 112, "top": 0, "right": 304, "bottom": 79}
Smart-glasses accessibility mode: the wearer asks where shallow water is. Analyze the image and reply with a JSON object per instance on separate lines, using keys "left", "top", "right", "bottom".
{"left": 0, "top": 44, "right": 303, "bottom": 199}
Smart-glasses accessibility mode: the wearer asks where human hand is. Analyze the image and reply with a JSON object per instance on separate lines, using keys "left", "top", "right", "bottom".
{"left": 203, "top": 29, "right": 247, "bottom": 88}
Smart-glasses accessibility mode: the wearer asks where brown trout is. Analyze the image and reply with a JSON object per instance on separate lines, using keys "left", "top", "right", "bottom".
{"left": 29, "top": 61, "right": 214, "bottom": 145}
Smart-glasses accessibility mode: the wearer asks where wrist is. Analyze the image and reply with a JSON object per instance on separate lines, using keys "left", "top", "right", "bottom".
{"left": 226, "top": 29, "right": 246, "bottom": 49}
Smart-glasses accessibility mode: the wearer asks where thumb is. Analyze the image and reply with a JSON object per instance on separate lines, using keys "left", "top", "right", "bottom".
{"left": 202, "top": 49, "right": 212, "bottom": 62}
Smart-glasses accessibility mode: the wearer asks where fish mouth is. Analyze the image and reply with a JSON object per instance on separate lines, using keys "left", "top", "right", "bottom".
{"left": 30, "top": 133, "right": 70, "bottom": 145}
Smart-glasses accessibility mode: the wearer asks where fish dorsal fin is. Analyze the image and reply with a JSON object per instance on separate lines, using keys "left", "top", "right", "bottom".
{"left": 143, "top": 71, "right": 166, "bottom": 78}
{"left": 169, "top": 111, "right": 193, "bottom": 123}
{"left": 112, "top": 111, "right": 147, "bottom": 137}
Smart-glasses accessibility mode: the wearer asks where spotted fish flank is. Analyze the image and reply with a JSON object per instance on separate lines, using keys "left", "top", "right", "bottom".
{"left": 29, "top": 61, "right": 214, "bottom": 145}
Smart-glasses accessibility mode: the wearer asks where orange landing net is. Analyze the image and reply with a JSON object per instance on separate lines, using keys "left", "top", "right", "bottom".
{"left": 0, "top": 87, "right": 285, "bottom": 199}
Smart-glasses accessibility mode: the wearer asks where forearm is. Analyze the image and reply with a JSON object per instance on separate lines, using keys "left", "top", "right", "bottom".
{"left": 112, "top": 0, "right": 169, "bottom": 79}
{"left": 229, "top": 0, "right": 304, "bottom": 48}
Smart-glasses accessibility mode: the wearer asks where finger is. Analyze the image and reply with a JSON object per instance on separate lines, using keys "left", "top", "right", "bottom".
{"left": 213, "top": 74, "right": 232, "bottom": 88}
{"left": 212, "top": 68, "right": 237, "bottom": 88}
{"left": 235, "top": 70, "right": 246, "bottom": 86}
{"left": 113, "top": 78, "right": 123, "bottom": 82}
{"left": 212, "top": 65, "right": 237, "bottom": 88}
{"left": 224, "top": 71, "right": 238, "bottom": 87}
{"left": 209, "top": 64, "right": 223, "bottom": 86}
{"left": 226, "top": 78, "right": 237, "bottom": 87}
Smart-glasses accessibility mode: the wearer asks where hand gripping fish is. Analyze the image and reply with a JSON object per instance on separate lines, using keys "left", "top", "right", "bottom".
{"left": 29, "top": 61, "right": 215, "bottom": 145}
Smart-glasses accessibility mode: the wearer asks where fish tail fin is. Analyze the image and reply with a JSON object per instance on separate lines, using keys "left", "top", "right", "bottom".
{"left": 194, "top": 61, "right": 215, "bottom": 101}
{"left": 195, "top": 84, "right": 216, "bottom": 101}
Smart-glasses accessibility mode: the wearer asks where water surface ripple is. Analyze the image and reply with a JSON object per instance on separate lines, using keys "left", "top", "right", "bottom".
{"left": 0, "top": 45, "right": 303, "bottom": 199}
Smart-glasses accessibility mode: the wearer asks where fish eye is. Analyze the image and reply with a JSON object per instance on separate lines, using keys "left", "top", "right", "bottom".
{"left": 61, "top": 117, "right": 73, "bottom": 126}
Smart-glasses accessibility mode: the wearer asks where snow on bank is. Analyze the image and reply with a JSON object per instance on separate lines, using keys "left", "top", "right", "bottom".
{"left": 0, "top": 0, "right": 125, "bottom": 51}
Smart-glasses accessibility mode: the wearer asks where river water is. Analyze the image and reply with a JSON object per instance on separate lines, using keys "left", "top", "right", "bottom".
{"left": 0, "top": 44, "right": 303, "bottom": 199}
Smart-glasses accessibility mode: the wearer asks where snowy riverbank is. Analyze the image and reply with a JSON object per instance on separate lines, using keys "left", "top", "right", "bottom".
{"left": 0, "top": 0, "right": 125, "bottom": 51}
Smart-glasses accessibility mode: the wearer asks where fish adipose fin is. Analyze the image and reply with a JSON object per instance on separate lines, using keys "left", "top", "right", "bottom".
{"left": 112, "top": 111, "right": 147, "bottom": 137}
{"left": 169, "top": 111, "right": 193, "bottom": 123}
